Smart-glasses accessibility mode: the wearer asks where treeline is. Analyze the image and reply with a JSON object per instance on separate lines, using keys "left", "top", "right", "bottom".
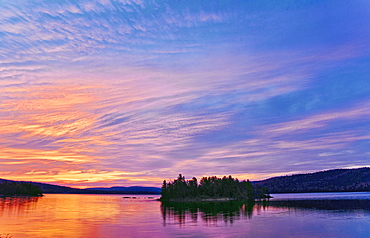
{"left": 0, "top": 181, "right": 43, "bottom": 196}
{"left": 255, "top": 167, "right": 370, "bottom": 193}
{"left": 160, "top": 174, "right": 269, "bottom": 201}
{"left": 0, "top": 179, "right": 160, "bottom": 195}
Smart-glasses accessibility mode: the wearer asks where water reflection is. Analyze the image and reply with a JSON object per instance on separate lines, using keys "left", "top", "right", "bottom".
{"left": 161, "top": 198, "right": 370, "bottom": 226}
{"left": 161, "top": 200, "right": 259, "bottom": 225}
{"left": 0, "top": 194, "right": 369, "bottom": 237}
{"left": 268, "top": 199, "right": 370, "bottom": 211}
{"left": 0, "top": 196, "right": 39, "bottom": 217}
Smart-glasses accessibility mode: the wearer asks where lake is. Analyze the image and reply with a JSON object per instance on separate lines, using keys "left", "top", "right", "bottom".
{"left": 0, "top": 192, "right": 369, "bottom": 238}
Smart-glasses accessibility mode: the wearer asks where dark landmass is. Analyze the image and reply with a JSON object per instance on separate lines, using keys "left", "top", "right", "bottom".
{"left": 254, "top": 167, "right": 370, "bottom": 193}
{"left": 1, "top": 167, "right": 369, "bottom": 196}
{"left": 0, "top": 180, "right": 42, "bottom": 196}
{"left": 86, "top": 186, "right": 161, "bottom": 193}
{"left": 0, "top": 178, "right": 160, "bottom": 195}
{"left": 160, "top": 174, "right": 271, "bottom": 202}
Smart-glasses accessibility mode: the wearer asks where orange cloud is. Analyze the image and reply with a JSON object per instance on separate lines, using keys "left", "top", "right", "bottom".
{"left": 1, "top": 168, "right": 164, "bottom": 188}
{"left": 0, "top": 85, "right": 102, "bottom": 138}
{"left": 0, "top": 146, "right": 93, "bottom": 164}
{"left": 0, "top": 84, "right": 120, "bottom": 187}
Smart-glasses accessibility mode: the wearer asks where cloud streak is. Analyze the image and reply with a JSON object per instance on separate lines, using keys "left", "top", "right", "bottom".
{"left": 1, "top": 0, "right": 370, "bottom": 187}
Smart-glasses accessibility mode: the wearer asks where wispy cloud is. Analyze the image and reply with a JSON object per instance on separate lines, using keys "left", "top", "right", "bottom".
{"left": 1, "top": 0, "right": 370, "bottom": 187}
{"left": 265, "top": 101, "right": 370, "bottom": 135}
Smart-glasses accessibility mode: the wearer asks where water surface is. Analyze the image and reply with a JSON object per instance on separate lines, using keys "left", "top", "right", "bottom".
{"left": 0, "top": 192, "right": 369, "bottom": 237}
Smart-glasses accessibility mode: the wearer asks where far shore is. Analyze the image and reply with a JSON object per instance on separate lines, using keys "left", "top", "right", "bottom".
{"left": 158, "top": 196, "right": 273, "bottom": 202}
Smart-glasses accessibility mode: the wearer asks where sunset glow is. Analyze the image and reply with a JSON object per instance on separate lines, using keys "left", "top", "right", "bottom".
{"left": 1, "top": 0, "right": 370, "bottom": 188}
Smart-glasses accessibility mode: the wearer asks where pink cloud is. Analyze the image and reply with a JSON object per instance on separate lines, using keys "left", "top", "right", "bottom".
{"left": 266, "top": 101, "right": 370, "bottom": 135}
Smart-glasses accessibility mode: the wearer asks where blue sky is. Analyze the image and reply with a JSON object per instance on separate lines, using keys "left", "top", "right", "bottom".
{"left": 0, "top": 0, "right": 370, "bottom": 187}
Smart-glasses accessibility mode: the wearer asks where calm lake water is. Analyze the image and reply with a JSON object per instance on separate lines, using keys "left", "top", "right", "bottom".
{"left": 0, "top": 192, "right": 369, "bottom": 238}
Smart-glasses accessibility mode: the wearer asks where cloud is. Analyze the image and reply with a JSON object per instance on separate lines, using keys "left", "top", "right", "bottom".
{"left": 1, "top": 0, "right": 370, "bottom": 187}
{"left": 319, "top": 150, "right": 354, "bottom": 157}
{"left": 265, "top": 101, "right": 370, "bottom": 135}
{"left": 0, "top": 147, "right": 93, "bottom": 164}
{"left": 0, "top": 83, "right": 106, "bottom": 168}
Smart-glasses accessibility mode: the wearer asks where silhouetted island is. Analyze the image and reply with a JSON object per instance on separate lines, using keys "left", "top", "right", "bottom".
{"left": 160, "top": 174, "right": 271, "bottom": 201}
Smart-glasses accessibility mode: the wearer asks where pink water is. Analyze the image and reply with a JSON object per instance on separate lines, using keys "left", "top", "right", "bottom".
{"left": 0, "top": 193, "right": 369, "bottom": 238}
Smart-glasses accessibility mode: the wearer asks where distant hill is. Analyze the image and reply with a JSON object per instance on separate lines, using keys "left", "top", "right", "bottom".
{"left": 32, "top": 182, "right": 87, "bottom": 194}
{"left": 0, "top": 178, "right": 161, "bottom": 194}
{"left": 86, "top": 186, "right": 161, "bottom": 193}
{"left": 255, "top": 167, "right": 370, "bottom": 193}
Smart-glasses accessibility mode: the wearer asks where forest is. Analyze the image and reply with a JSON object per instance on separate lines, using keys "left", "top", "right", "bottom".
{"left": 255, "top": 167, "right": 370, "bottom": 193}
{"left": 160, "top": 174, "right": 270, "bottom": 201}
{"left": 0, "top": 181, "right": 43, "bottom": 196}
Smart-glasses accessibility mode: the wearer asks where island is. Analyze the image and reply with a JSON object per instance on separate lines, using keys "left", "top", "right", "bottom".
{"left": 159, "top": 174, "right": 271, "bottom": 201}
{"left": 0, "top": 181, "right": 43, "bottom": 197}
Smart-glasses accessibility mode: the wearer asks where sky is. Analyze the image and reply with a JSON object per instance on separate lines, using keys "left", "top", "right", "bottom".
{"left": 1, "top": 0, "right": 370, "bottom": 188}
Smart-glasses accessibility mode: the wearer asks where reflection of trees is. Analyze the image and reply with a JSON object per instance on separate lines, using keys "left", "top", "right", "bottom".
{"left": 0, "top": 196, "right": 39, "bottom": 217}
{"left": 161, "top": 198, "right": 370, "bottom": 226}
{"left": 161, "top": 200, "right": 257, "bottom": 226}
{"left": 267, "top": 199, "right": 370, "bottom": 211}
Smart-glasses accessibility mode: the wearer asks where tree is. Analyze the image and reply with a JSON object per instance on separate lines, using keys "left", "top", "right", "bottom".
{"left": 0, "top": 181, "right": 43, "bottom": 196}
{"left": 160, "top": 174, "right": 269, "bottom": 201}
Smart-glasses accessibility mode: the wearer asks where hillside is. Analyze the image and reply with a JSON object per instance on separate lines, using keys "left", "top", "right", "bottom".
{"left": 0, "top": 178, "right": 160, "bottom": 194}
{"left": 87, "top": 186, "right": 161, "bottom": 193}
{"left": 255, "top": 167, "right": 370, "bottom": 193}
{"left": 0, "top": 179, "right": 43, "bottom": 196}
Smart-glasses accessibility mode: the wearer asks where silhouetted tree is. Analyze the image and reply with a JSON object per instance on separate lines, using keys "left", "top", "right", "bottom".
{"left": 160, "top": 174, "right": 269, "bottom": 200}
{"left": 0, "top": 181, "right": 43, "bottom": 196}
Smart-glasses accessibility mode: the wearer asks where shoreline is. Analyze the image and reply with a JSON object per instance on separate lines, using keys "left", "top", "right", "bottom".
{"left": 158, "top": 196, "right": 272, "bottom": 202}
